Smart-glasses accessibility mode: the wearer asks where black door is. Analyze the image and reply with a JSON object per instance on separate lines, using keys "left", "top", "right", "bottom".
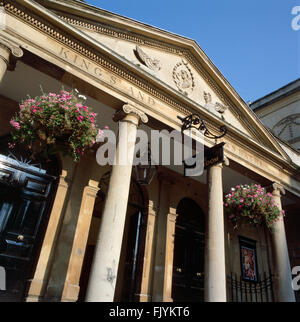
{"left": 0, "top": 155, "right": 56, "bottom": 301}
{"left": 172, "top": 198, "right": 205, "bottom": 302}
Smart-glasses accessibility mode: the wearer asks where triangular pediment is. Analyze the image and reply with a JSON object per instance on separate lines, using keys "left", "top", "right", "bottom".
{"left": 34, "top": 0, "right": 289, "bottom": 159}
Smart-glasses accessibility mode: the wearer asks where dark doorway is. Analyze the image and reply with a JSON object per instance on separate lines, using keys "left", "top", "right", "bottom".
{"left": 0, "top": 139, "right": 59, "bottom": 301}
{"left": 172, "top": 198, "right": 205, "bottom": 302}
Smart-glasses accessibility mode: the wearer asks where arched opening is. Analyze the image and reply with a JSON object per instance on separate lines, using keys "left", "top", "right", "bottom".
{"left": 172, "top": 198, "right": 205, "bottom": 302}
{"left": 78, "top": 171, "right": 147, "bottom": 302}
{"left": 0, "top": 135, "right": 60, "bottom": 301}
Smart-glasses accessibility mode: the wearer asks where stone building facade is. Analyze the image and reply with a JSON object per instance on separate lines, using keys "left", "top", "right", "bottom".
{"left": 0, "top": 0, "right": 299, "bottom": 302}
{"left": 251, "top": 78, "right": 300, "bottom": 151}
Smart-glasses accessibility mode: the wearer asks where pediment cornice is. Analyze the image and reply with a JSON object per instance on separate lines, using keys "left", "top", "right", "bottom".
{"left": 1, "top": 0, "right": 291, "bottom": 164}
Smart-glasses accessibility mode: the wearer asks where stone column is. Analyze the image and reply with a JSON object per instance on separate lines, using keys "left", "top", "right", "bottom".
{"left": 26, "top": 170, "right": 70, "bottom": 302}
{"left": 204, "top": 162, "right": 227, "bottom": 302}
{"left": 85, "top": 104, "right": 148, "bottom": 302}
{"left": 61, "top": 180, "right": 99, "bottom": 302}
{"left": 271, "top": 183, "right": 295, "bottom": 302}
{"left": 0, "top": 35, "right": 23, "bottom": 82}
{"left": 138, "top": 200, "right": 157, "bottom": 302}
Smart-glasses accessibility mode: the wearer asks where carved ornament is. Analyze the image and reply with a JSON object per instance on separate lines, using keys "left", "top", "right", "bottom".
{"left": 134, "top": 45, "right": 161, "bottom": 72}
{"left": 172, "top": 59, "right": 195, "bottom": 96}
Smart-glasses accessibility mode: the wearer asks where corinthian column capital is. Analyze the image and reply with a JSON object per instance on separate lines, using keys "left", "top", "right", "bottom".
{"left": 113, "top": 104, "right": 148, "bottom": 124}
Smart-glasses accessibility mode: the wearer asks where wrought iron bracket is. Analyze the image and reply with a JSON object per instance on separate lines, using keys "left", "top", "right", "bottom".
{"left": 177, "top": 114, "right": 228, "bottom": 140}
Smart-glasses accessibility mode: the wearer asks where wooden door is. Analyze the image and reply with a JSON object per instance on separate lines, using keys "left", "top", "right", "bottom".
{"left": 0, "top": 156, "right": 56, "bottom": 301}
{"left": 172, "top": 198, "right": 205, "bottom": 302}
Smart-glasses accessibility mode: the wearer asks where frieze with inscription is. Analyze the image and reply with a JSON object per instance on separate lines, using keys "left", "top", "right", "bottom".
{"left": 58, "top": 46, "right": 156, "bottom": 108}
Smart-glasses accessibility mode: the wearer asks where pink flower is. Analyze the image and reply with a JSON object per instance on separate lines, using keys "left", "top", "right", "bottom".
{"left": 97, "top": 129, "right": 104, "bottom": 137}
{"left": 104, "top": 126, "right": 109, "bottom": 129}
{"left": 229, "top": 214, "right": 235, "bottom": 219}
{"left": 90, "top": 117, "right": 95, "bottom": 123}
{"left": 60, "top": 90, "right": 70, "bottom": 96}
{"left": 75, "top": 103, "right": 83, "bottom": 109}
{"left": 10, "top": 120, "right": 20, "bottom": 130}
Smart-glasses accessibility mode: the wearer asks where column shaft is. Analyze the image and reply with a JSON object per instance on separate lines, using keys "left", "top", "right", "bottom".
{"left": 271, "top": 184, "right": 295, "bottom": 302}
{"left": 204, "top": 164, "right": 227, "bottom": 302}
{"left": 85, "top": 108, "right": 146, "bottom": 302}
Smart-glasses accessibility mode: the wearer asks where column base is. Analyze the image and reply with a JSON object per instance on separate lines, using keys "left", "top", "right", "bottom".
{"left": 61, "top": 282, "right": 80, "bottom": 302}
{"left": 137, "top": 293, "right": 151, "bottom": 302}
{"left": 26, "top": 278, "right": 47, "bottom": 302}
{"left": 162, "top": 297, "right": 173, "bottom": 302}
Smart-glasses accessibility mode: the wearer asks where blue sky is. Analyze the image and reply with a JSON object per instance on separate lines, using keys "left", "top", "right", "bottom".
{"left": 85, "top": 0, "right": 299, "bottom": 103}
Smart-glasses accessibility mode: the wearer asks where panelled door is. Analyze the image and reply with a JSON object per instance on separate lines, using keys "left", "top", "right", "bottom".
{"left": 0, "top": 155, "right": 56, "bottom": 301}
{"left": 172, "top": 223, "right": 205, "bottom": 302}
{"left": 172, "top": 198, "right": 205, "bottom": 302}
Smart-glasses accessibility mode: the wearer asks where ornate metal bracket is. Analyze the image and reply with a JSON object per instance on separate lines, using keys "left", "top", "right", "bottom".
{"left": 177, "top": 114, "right": 228, "bottom": 140}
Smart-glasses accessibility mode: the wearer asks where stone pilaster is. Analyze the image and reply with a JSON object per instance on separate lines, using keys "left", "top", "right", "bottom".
{"left": 61, "top": 180, "right": 99, "bottom": 302}
{"left": 138, "top": 200, "right": 157, "bottom": 302}
{"left": 151, "top": 175, "right": 175, "bottom": 302}
{"left": 204, "top": 162, "right": 227, "bottom": 302}
{"left": 26, "top": 170, "right": 70, "bottom": 302}
{"left": 162, "top": 207, "right": 178, "bottom": 302}
{"left": 271, "top": 183, "right": 295, "bottom": 302}
{"left": 85, "top": 104, "right": 148, "bottom": 302}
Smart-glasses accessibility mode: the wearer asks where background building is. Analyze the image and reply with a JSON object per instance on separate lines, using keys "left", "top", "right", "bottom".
{"left": 251, "top": 78, "right": 300, "bottom": 151}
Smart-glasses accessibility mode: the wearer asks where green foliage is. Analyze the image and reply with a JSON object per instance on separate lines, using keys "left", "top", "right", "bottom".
{"left": 224, "top": 184, "right": 284, "bottom": 231}
{"left": 10, "top": 89, "right": 102, "bottom": 162}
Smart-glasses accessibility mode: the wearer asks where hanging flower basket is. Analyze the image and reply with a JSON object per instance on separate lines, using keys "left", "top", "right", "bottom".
{"left": 224, "top": 184, "right": 284, "bottom": 230}
{"left": 10, "top": 89, "right": 104, "bottom": 162}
